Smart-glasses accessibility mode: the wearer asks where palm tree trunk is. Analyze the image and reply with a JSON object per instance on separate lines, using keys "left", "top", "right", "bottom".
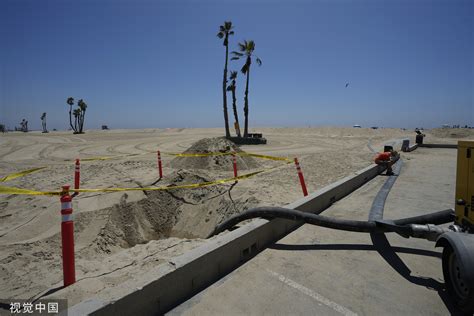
{"left": 69, "top": 105, "right": 76, "bottom": 132}
{"left": 243, "top": 66, "right": 250, "bottom": 138}
{"left": 74, "top": 116, "right": 78, "bottom": 132}
{"left": 222, "top": 42, "right": 231, "bottom": 138}
{"left": 231, "top": 88, "right": 241, "bottom": 137}
{"left": 79, "top": 112, "right": 82, "bottom": 133}
{"left": 79, "top": 110, "right": 86, "bottom": 133}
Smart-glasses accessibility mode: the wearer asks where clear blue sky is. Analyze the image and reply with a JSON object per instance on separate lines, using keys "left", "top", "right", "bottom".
{"left": 1, "top": 0, "right": 472, "bottom": 131}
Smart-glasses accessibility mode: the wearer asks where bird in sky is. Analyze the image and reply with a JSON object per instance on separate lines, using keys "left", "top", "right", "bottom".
{"left": 345, "top": 83, "right": 349, "bottom": 88}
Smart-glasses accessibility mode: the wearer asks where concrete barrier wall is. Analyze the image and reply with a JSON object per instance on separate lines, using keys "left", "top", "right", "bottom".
{"left": 68, "top": 163, "right": 386, "bottom": 316}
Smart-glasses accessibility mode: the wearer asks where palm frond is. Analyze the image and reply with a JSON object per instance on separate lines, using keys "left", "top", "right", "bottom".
{"left": 229, "top": 71, "right": 238, "bottom": 79}
{"left": 217, "top": 32, "right": 224, "bottom": 39}
{"left": 231, "top": 51, "right": 243, "bottom": 60}
{"left": 229, "top": 31, "right": 234, "bottom": 35}
{"left": 248, "top": 40, "right": 255, "bottom": 51}
{"left": 78, "top": 99, "right": 87, "bottom": 110}
{"left": 219, "top": 25, "right": 225, "bottom": 32}
{"left": 67, "top": 97, "right": 74, "bottom": 105}
{"left": 256, "top": 57, "right": 262, "bottom": 66}
{"left": 238, "top": 42, "right": 246, "bottom": 52}
{"left": 224, "top": 21, "right": 232, "bottom": 30}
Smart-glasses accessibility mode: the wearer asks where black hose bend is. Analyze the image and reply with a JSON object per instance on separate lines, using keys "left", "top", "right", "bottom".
{"left": 207, "top": 207, "right": 455, "bottom": 238}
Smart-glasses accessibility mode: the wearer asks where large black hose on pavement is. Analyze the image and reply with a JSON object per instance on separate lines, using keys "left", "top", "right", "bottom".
{"left": 207, "top": 207, "right": 455, "bottom": 238}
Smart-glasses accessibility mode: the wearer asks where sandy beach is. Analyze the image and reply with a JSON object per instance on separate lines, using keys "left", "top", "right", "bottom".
{"left": 0, "top": 127, "right": 470, "bottom": 306}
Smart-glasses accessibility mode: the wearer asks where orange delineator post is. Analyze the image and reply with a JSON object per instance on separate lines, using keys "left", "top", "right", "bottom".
{"left": 294, "top": 157, "right": 308, "bottom": 196}
{"left": 157, "top": 150, "right": 163, "bottom": 179}
{"left": 232, "top": 153, "right": 238, "bottom": 178}
{"left": 60, "top": 185, "right": 76, "bottom": 286}
{"left": 73, "top": 158, "right": 80, "bottom": 197}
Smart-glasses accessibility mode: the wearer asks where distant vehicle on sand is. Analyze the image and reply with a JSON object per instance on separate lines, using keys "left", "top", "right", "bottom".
{"left": 353, "top": 124, "right": 361, "bottom": 128}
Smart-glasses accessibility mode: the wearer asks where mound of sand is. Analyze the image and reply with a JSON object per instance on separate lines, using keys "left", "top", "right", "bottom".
{"left": 171, "top": 137, "right": 261, "bottom": 171}
{"left": 80, "top": 169, "right": 259, "bottom": 257}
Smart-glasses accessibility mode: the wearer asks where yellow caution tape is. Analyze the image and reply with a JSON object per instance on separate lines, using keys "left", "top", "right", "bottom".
{"left": 0, "top": 162, "right": 291, "bottom": 196}
{"left": 0, "top": 171, "right": 262, "bottom": 195}
{"left": 0, "top": 185, "right": 60, "bottom": 196}
{"left": 72, "top": 169, "right": 265, "bottom": 193}
{"left": 81, "top": 156, "right": 116, "bottom": 161}
{"left": 237, "top": 152, "right": 292, "bottom": 162}
{"left": 165, "top": 151, "right": 292, "bottom": 162}
{"left": 165, "top": 152, "right": 230, "bottom": 157}
{"left": 72, "top": 150, "right": 291, "bottom": 163}
{"left": 0, "top": 167, "right": 47, "bottom": 183}
{"left": 80, "top": 153, "right": 143, "bottom": 162}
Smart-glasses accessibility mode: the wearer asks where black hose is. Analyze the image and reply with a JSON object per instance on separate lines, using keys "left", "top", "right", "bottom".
{"left": 207, "top": 207, "right": 455, "bottom": 238}
{"left": 392, "top": 209, "right": 454, "bottom": 226}
{"left": 369, "top": 159, "right": 403, "bottom": 221}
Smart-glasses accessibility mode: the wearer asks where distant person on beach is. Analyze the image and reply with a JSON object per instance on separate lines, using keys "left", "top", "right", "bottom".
{"left": 374, "top": 150, "right": 398, "bottom": 176}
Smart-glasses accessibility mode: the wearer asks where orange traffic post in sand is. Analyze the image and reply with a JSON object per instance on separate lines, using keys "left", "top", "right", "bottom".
{"left": 232, "top": 153, "right": 238, "bottom": 179}
{"left": 60, "top": 185, "right": 76, "bottom": 286}
{"left": 73, "top": 159, "right": 80, "bottom": 197}
{"left": 157, "top": 150, "right": 163, "bottom": 179}
{"left": 294, "top": 157, "right": 308, "bottom": 196}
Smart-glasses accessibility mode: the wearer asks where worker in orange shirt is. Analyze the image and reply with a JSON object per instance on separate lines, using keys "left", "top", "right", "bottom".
{"left": 374, "top": 150, "right": 398, "bottom": 175}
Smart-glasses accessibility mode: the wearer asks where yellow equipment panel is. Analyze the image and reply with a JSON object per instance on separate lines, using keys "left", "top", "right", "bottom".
{"left": 455, "top": 140, "right": 474, "bottom": 229}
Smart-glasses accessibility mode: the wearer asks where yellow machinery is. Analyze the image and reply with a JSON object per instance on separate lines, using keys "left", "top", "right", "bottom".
{"left": 436, "top": 140, "right": 474, "bottom": 313}
{"left": 455, "top": 140, "right": 474, "bottom": 229}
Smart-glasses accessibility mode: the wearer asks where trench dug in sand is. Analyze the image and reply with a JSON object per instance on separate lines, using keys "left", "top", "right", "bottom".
{"left": 79, "top": 137, "right": 261, "bottom": 255}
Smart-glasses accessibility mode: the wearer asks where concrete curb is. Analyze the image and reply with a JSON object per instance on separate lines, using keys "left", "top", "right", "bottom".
{"left": 66, "top": 163, "right": 386, "bottom": 315}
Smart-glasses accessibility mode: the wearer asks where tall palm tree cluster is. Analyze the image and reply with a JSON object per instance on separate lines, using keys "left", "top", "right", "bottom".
{"left": 217, "top": 21, "right": 262, "bottom": 138}
{"left": 66, "top": 97, "right": 88, "bottom": 134}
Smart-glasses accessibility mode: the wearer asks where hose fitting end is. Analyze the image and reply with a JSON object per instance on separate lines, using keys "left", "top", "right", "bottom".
{"left": 409, "top": 224, "right": 448, "bottom": 241}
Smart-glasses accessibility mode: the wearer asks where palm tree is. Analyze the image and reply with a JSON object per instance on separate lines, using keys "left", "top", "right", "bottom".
{"left": 40, "top": 112, "right": 48, "bottom": 133}
{"left": 73, "top": 108, "right": 81, "bottom": 132}
{"left": 67, "top": 97, "right": 75, "bottom": 132}
{"left": 77, "top": 99, "right": 87, "bottom": 133}
{"left": 231, "top": 40, "right": 262, "bottom": 138}
{"left": 217, "top": 21, "right": 234, "bottom": 139}
{"left": 226, "top": 71, "right": 241, "bottom": 137}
